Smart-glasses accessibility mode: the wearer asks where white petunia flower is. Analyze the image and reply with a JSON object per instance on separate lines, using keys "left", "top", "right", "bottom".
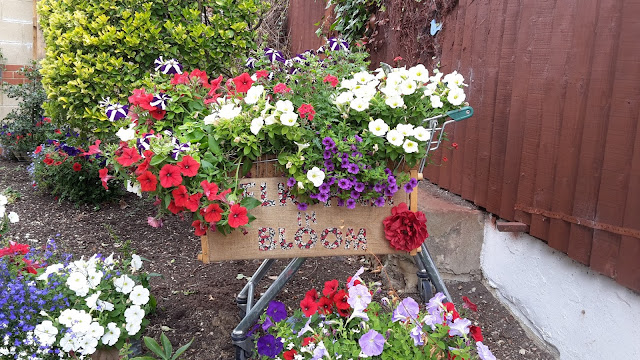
{"left": 126, "top": 181, "right": 142, "bottom": 197}
{"left": 430, "top": 95, "right": 444, "bottom": 108}
{"left": 70, "top": 310, "right": 93, "bottom": 334}
{"left": 297, "top": 181, "right": 304, "bottom": 190}
{"left": 125, "top": 320, "right": 142, "bottom": 336}
{"left": 113, "top": 275, "right": 135, "bottom": 294}
{"left": 368, "top": 118, "right": 389, "bottom": 137}
{"left": 334, "top": 91, "right": 354, "bottom": 105}
{"left": 115, "top": 124, "right": 136, "bottom": 142}
{"left": 264, "top": 114, "right": 277, "bottom": 125}
{"left": 275, "top": 100, "right": 294, "bottom": 113}
{"left": 250, "top": 117, "right": 264, "bottom": 135}
{"left": 386, "top": 129, "right": 404, "bottom": 146}
{"left": 124, "top": 305, "right": 145, "bottom": 324}
{"left": 34, "top": 321, "right": 58, "bottom": 347}
{"left": 86, "top": 269, "right": 103, "bottom": 289}
{"left": 7, "top": 212, "right": 18, "bottom": 223}
{"left": 409, "top": 64, "right": 429, "bottom": 83}
{"left": 444, "top": 71, "right": 465, "bottom": 88}
{"left": 129, "top": 285, "right": 150, "bottom": 306}
{"left": 280, "top": 112, "right": 298, "bottom": 126}
{"left": 430, "top": 71, "right": 444, "bottom": 83}
{"left": 396, "top": 123, "right": 415, "bottom": 137}
{"left": 447, "top": 87, "right": 466, "bottom": 106}
{"left": 306, "top": 167, "right": 325, "bottom": 188}
{"left": 102, "top": 323, "right": 121, "bottom": 346}
{"left": 349, "top": 97, "right": 370, "bottom": 112}
{"left": 353, "top": 71, "right": 375, "bottom": 84}
{"left": 400, "top": 80, "right": 417, "bottom": 95}
{"left": 340, "top": 78, "right": 357, "bottom": 90}
{"left": 0, "top": 195, "right": 7, "bottom": 206}
{"left": 413, "top": 126, "right": 432, "bottom": 142}
{"left": 37, "top": 263, "right": 64, "bottom": 282}
{"left": 88, "top": 322, "right": 105, "bottom": 340}
{"left": 403, "top": 139, "right": 419, "bottom": 153}
{"left": 218, "top": 103, "right": 242, "bottom": 120}
{"left": 423, "top": 82, "right": 438, "bottom": 97}
{"left": 380, "top": 85, "right": 400, "bottom": 97}
{"left": 86, "top": 291, "right": 101, "bottom": 310}
{"left": 385, "top": 95, "right": 404, "bottom": 109}
{"left": 66, "top": 272, "right": 90, "bottom": 297}
{"left": 97, "top": 299, "right": 114, "bottom": 312}
{"left": 78, "top": 335, "right": 99, "bottom": 355}
{"left": 244, "top": 85, "right": 264, "bottom": 104}
{"left": 131, "top": 254, "right": 143, "bottom": 271}
{"left": 203, "top": 113, "right": 220, "bottom": 126}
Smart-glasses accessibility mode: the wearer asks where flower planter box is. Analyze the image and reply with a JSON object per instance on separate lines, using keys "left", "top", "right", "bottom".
{"left": 198, "top": 172, "right": 418, "bottom": 263}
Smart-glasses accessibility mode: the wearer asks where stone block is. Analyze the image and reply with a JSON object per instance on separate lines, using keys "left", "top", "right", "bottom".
{"left": 0, "top": 41, "right": 32, "bottom": 64}
{"left": 0, "top": 21, "right": 30, "bottom": 43}
{"left": 2, "top": 0, "right": 33, "bottom": 23}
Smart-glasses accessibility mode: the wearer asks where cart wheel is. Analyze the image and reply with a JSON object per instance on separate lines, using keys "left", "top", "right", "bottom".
{"left": 235, "top": 346, "right": 251, "bottom": 360}
{"left": 419, "top": 278, "right": 433, "bottom": 302}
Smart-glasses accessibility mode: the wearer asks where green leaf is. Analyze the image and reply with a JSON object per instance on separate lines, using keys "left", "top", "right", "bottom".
{"left": 207, "top": 135, "right": 221, "bottom": 155}
{"left": 241, "top": 159, "right": 252, "bottom": 176}
{"left": 143, "top": 336, "right": 165, "bottom": 358}
{"left": 240, "top": 196, "right": 261, "bottom": 210}
{"left": 150, "top": 155, "right": 167, "bottom": 166}
{"left": 171, "top": 338, "right": 194, "bottom": 360}
{"left": 161, "top": 333, "right": 173, "bottom": 359}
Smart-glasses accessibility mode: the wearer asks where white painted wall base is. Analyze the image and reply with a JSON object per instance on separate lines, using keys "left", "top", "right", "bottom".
{"left": 481, "top": 218, "right": 640, "bottom": 360}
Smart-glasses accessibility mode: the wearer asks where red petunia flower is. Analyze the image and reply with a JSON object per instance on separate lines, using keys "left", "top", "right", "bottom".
{"left": 159, "top": 164, "right": 182, "bottom": 188}
{"left": 43, "top": 157, "right": 54, "bottom": 166}
{"left": 137, "top": 171, "right": 157, "bottom": 192}
{"left": 210, "top": 75, "right": 224, "bottom": 91}
{"left": 34, "top": 145, "right": 42, "bottom": 154}
{"left": 317, "top": 296, "right": 333, "bottom": 315}
{"left": 167, "top": 200, "right": 184, "bottom": 214}
{"left": 300, "top": 296, "right": 318, "bottom": 317}
{"left": 302, "top": 337, "right": 314, "bottom": 346}
{"left": 462, "top": 296, "right": 478, "bottom": 312}
{"left": 99, "top": 168, "right": 114, "bottom": 190}
{"left": 305, "top": 288, "right": 319, "bottom": 303}
{"left": 201, "top": 180, "right": 231, "bottom": 201}
{"left": 232, "top": 72, "right": 254, "bottom": 93}
{"left": 116, "top": 147, "right": 142, "bottom": 167}
{"left": 200, "top": 203, "right": 223, "bottom": 223}
{"left": 72, "top": 162, "right": 82, "bottom": 172}
{"left": 177, "top": 155, "right": 200, "bottom": 177}
{"left": 394, "top": 56, "right": 403, "bottom": 62}
{"left": 82, "top": 140, "right": 102, "bottom": 156}
{"left": 323, "top": 75, "right": 339, "bottom": 87}
{"left": 192, "top": 220, "right": 208, "bottom": 236}
{"left": 333, "top": 289, "right": 350, "bottom": 310}
{"left": 323, "top": 279, "right": 339, "bottom": 297}
{"left": 255, "top": 70, "right": 268, "bottom": 79}
{"left": 136, "top": 157, "right": 152, "bottom": 176}
{"left": 128, "top": 88, "right": 155, "bottom": 111}
{"left": 382, "top": 202, "right": 428, "bottom": 252}
{"left": 444, "top": 302, "right": 460, "bottom": 321}
{"left": 54, "top": 129, "right": 61, "bottom": 134}
{"left": 184, "top": 193, "right": 203, "bottom": 212}
{"left": 0, "top": 241, "right": 30, "bottom": 257}
{"left": 171, "top": 72, "right": 190, "bottom": 85}
{"left": 149, "top": 108, "right": 166, "bottom": 121}
{"left": 273, "top": 83, "right": 291, "bottom": 94}
{"left": 470, "top": 325, "right": 483, "bottom": 342}
{"left": 190, "top": 69, "right": 209, "bottom": 86}
{"left": 172, "top": 185, "right": 189, "bottom": 207}
{"left": 283, "top": 349, "right": 298, "bottom": 360}
{"left": 228, "top": 204, "right": 248, "bottom": 228}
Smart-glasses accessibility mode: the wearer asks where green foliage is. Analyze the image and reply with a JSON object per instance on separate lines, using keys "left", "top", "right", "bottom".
{"left": 130, "top": 333, "right": 193, "bottom": 360}
{"left": 32, "top": 142, "right": 126, "bottom": 204}
{"left": 37, "top": 0, "right": 267, "bottom": 138}
{"left": 323, "top": 0, "right": 383, "bottom": 45}
{"left": 0, "top": 63, "right": 52, "bottom": 153}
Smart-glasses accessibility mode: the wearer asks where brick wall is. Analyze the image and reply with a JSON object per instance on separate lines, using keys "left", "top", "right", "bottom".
{"left": 2, "top": 64, "right": 29, "bottom": 85}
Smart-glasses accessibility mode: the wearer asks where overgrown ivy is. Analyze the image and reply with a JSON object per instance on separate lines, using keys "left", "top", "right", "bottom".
{"left": 322, "top": 0, "right": 384, "bottom": 45}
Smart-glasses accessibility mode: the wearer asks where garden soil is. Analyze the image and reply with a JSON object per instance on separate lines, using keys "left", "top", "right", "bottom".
{"left": 0, "top": 159, "right": 555, "bottom": 360}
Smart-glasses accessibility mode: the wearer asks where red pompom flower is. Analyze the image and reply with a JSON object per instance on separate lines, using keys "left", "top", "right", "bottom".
{"left": 382, "top": 202, "right": 428, "bottom": 252}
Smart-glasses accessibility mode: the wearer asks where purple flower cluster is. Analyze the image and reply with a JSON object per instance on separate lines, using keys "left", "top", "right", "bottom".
{"left": 256, "top": 301, "right": 288, "bottom": 358}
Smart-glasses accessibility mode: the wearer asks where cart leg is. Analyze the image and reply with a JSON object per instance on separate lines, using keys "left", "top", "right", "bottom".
{"left": 236, "top": 259, "right": 276, "bottom": 316}
{"left": 232, "top": 257, "right": 307, "bottom": 360}
{"left": 414, "top": 243, "right": 452, "bottom": 301}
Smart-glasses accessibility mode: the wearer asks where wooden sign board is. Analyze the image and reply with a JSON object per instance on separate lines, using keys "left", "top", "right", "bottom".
{"left": 200, "top": 177, "right": 411, "bottom": 262}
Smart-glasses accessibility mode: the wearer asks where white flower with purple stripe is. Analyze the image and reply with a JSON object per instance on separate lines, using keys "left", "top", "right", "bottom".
{"left": 105, "top": 103, "right": 128, "bottom": 122}
{"left": 136, "top": 133, "right": 154, "bottom": 154}
{"left": 150, "top": 92, "right": 171, "bottom": 110}
{"left": 98, "top": 97, "right": 111, "bottom": 108}
{"left": 158, "top": 58, "right": 183, "bottom": 74}
{"left": 154, "top": 56, "right": 165, "bottom": 71}
{"left": 245, "top": 57, "right": 257, "bottom": 69}
{"left": 328, "top": 37, "right": 349, "bottom": 51}
{"left": 264, "top": 47, "right": 285, "bottom": 63}
{"left": 171, "top": 141, "right": 190, "bottom": 160}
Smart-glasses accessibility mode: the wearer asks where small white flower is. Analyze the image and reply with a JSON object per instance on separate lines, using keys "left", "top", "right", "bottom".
{"left": 203, "top": 113, "right": 220, "bottom": 126}
{"left": 131, "top": 254, "right": 143, "bottom": 271}
{"left": 444, "top": 71, "right": 465, "bottom": 88}
{"left": 7, "top": 212, "right": 18, "bottom": 223}
{"left": 115, "top": 124, "right": 136, "bottom": 142}
{"left": 285, "top": 161, "right": 293, "bottom": 169}
{"left": 244, "top": 85, "right": 264, "bottom": 105}
{"left": 66, "top": 271, "right": 90, "bottom": 297}
{"left": 250, "top": 117, "right": 264, "bottom": 135}
{"left": 264, "top": 114, "right": 277, "bottom": 125}
{"left": 413, "top": 126, "right": 432, "bottom": 142}
{"left": 280, "top": 112, "right": 298, "bottom": 126}
{"left": 368, "top": 119, "right": 389, "bottom": 137}
{"left": 386, "top": 129, "right": 404, "bottom": 146}
{"left": 78, "top": 335, "right": 99, "bottom": 355}
{"left": 400, "top": 80, "right": 417, "bottom": 95}
{"left": 430, "top": 71, "right": 444, "bottom": 83}
{"left": 396, "top": 123, "right": 415, "bottom": 137}
{"left": 129, "top": 285, "right": 150, "bottom": 306}
{"left": 126, "top": 181, "right": 142, "bottom": 197}
{"left": 218, "top": 103, "right": 242, "bottom": 120}
{"left": 113, "top": 275, "right": 135, "bottom": 294}
{"left": 125, "top": 321, "right": 141, "bottom": 336}
{"left": 70, "top": 310, "right": 93, "bottom": 334}
{"left": 86, "top": 269, "right": 103, "bottom": 288}
{"left": 306, "top": 167, "right": 325, "bottom": 188}
{"left": 294, "top": 141, "right": 310, "bottom": 152}
{"left": 86, "top": 291, "right": 101, "bottom": 310}
{"left": 34, "top": 321, "right": 58, "bottom": 346}
{"left": 349, "top": 97, "right": 370, "bottom": 112}
{"left": 334, "top": 91, "right": 354, "bottom": 105}
{"left": 430, "top": 95, "right": 444, "bottom": 108}
{"left": 297, "top": 181, "right": 304, "bottom": 190}
{"left": 37, "top": 263, "right": 64, "bottom": 282}
{"left": 403, "top": 139, "right": 419, "bottom": 153}
{"left": 409, "top": 64, "right": 429, "bottom": 83}
{"left": 88, "top": 322, "right": 105, "bottom": 339}
{"left": 447, "top": 87, "right": 466, "bottom": 106}
{"left": 353, "top": 71, "right": 375, "bottom": 84}
{"left": 97, "top": 300, "right": 114, "bottom": 312}
{"left": 124, "top": 305, "right": 145, "bottom": 324}
{"left": 385, "top": 95, "right": 404, "bottom": 109}
{"left": 340, "top": 78, "right": 357, "bottom": 90}
{"left": 275, "top": 100, "right": 294, "bottom": 113}
{"left": 380, "top": 85, "right": 400, "bottom": 97}
{"left": 0, "top": 195, "right": 7, "bottom": 206}
{"left": 101, "top": 323, "right": 121, "bottom": 346}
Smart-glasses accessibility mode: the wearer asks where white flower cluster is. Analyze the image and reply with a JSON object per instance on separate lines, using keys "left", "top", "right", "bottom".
{"left": 0, "top": 194, "right": 19, "bottom": 223}
{"left": 203, "top": 97, "right": 244, "bottom": 125}
{"left": 32, "top": 254, "right": 149, "bottom": 357}
{"left": 250, "top": 98, "right": 299, "bottom": 136}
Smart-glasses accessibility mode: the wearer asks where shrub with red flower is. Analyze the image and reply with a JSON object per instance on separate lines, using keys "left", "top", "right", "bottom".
{"left": 382, "top": 202, "right": 429, "bottom": 252}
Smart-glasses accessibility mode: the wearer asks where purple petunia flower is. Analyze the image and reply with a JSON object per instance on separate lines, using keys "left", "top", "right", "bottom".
{"left": 266, "top": 301, "right": 287, "bottom": 322}
{"left": 409, "top": 177, "right": 418, "bottom": 188}
{"left": 347, "top": 163, "right": 359, "bottom": 174}
{"left": 374, "top": 196, "right": 385, "bottom": 207}
{"left": 448, "top": 318, "right": 472, "bottom": 338}
{"left": 350, "top": 190, "right": 360, "bottom": 199}
{"left": 287, "top": 177, "right": 296, "bottom": 187}
{"left": 337, "top": 178, "right": 352, "bottom": 190}
{"left": 354, "top": 134, "right": 363, "bottom": 142}
{"left": 150, "top": 92, "right": 171, "bottom": 110}
{"left": 384, "top": 168, "right": 393, "bottom": 176}
{"left": 359, "top": 329, "right": 385, "bottom": 356}
{"left": 426, "top": 292, "right": 447, "bottom": 314}
{"left": 309, "top": 193, "right": 319, "bottom": 199}
{"left": 354, "top": 182, "right": 365, "bottom": 193}
{"left": 264, "top": 48, "right": 285, "bottom": 63}
{"left": 476, "top": 342, "right": 497, "bottom": 360}
{"left": 326, "top": 177, "right": 335, "bottom": 186}
{"left": 256, "top": 334, "right": 283, "bottom": 358}
{"left": 337, "top": 198, "right": 345, "bottom": 207}
{"left": 297, "top": 203, "right": 308, "bottom": 211}
{"left": 261, "top": 316, "right": 273, "bottom": 330}
{"left": 245, "top": 57, "right": 257, "bottom": 69}
{"left": 159, "top": 58, "right": 183, "bottom": 74}
{"left": 346, "top": 198, "right": 356, "bottom": 209}
{"left": 322, "top": 137, "right": 335, "bottom": 148}
{"left": 373, "top": 183, "right": 384, "bottom": 193}
{"left": 328, "top": 37, "right": 349, "bottom": 51}
{"left": 317, "top": 192, "right": 330, "bottom": 202}
{"left": 387, "top": 175, "right": 397, "bottom": 185}
{"left": 392, "top": 297, "right": 420, "bottom": 322}
{"left": 325, "top": 163, "right": 335, "bottom": 172}
{"left": 319, "top": 183, "right": 331, "bottom": 194}
{"left": 404, "top": 182, "right": 415, "bottom": 193}
{"left": 105, "top": 103, "right": 128, "bottom": 122}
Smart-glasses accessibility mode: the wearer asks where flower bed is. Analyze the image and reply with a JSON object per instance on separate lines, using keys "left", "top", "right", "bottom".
{"left": 101, "top": 39, "right": 468, "bottom": 243}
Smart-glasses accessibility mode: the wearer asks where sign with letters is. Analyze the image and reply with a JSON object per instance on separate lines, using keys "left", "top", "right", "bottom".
{"left": 200, "top": 177, "right": 409, "bottom": 262}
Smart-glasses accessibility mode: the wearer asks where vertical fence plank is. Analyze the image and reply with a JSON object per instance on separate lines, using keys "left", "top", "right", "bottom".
{"left": 287, "top": 0, "right": 326, "bottom": 55}
{"left": 567, "top": 0, "right": 623, "bottom": 265}
{"left": 485, "top": 0, "right": 521, "bottom": 216}
{"left": 547, "top": 2, "right": 599, "bottom": 253}
{"left": 590, "top": 0, "right": 640, "bottom": 277}
{"left": 528, "top": 1, "right": 575, "bottom": 240}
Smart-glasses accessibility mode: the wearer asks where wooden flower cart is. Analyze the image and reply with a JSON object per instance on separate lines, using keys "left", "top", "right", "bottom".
{"left": 197, "top": 107, "right": 473, "bottom": 359}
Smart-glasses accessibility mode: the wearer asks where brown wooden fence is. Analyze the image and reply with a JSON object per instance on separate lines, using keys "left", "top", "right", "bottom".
{"left": 287, "top": 0, "right": 640, "bottom": 292}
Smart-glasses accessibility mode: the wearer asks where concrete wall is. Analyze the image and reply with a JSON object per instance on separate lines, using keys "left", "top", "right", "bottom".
{"left": 481, "top": 218, "right": 640, "bottom": 360}
{"left": 1, "top": 0, "right": 44, "bottom": 120}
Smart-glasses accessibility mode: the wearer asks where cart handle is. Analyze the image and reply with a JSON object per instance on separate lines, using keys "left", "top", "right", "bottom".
{"left": 447, "top": 106, "right": 473, "bottom": 121}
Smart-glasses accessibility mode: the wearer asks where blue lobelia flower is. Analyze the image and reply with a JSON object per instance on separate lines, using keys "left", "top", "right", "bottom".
{"left": 150, "top": 92, "right": 171, "bottom": 110}
{"left": 105, "top": 103, "right": 129, "bottom": 122}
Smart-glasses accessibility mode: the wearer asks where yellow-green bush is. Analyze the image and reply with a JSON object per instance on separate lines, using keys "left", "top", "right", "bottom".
{"left": 37, "top": 0, "right": 266, "bottom": 137}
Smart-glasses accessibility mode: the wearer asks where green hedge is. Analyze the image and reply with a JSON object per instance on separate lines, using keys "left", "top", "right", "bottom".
{"left": 37, "top": 0, "right": 266, "bottom": 137}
